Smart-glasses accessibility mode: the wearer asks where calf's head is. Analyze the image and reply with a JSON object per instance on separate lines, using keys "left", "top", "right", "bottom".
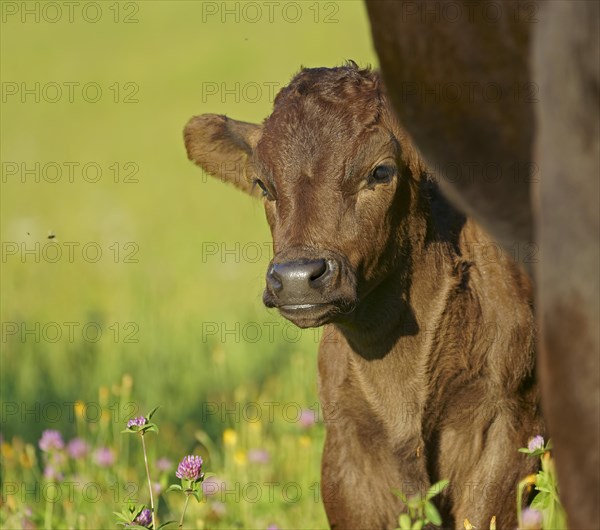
{"left": 185, "top": 65, "right": 427, "bottom": 328}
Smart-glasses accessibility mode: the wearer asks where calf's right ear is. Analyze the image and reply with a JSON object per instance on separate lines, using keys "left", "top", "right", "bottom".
{"left": 184, "top": 114, "right": 263, "bottom": 196}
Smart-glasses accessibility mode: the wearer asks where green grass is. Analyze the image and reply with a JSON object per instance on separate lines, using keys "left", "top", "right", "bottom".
{"left": 1, "top": 1, "right": 377, "bottom": 527}
{"left": 1, "top": 372, "right": 328, "bottom": 529}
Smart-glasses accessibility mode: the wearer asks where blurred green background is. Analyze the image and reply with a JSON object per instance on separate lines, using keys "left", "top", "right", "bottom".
{"left": 1, "top": 1, "right": 378, "bottom": 527}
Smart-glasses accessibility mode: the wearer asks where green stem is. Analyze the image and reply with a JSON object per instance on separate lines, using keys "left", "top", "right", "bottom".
{"left": 178, "top": 493, "right": 191, "bottom": 529}
{"left": 140, "top": 434, "right": 156, "bottom": 529}
{"left": 44, "top": 484, "right": 54, "bottom": 530}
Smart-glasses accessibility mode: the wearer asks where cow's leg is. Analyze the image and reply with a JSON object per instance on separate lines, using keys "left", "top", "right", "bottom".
{"left": 440, "top": 405, "right": 541, "bottom": 530}
{"left": 533, "top": 2, "right": 600, "bottom": 528}
{"left": 321, "top": 418, "right": 429, "bottom": 530}
{"left": 364, "top": 0, "right": 535, "bottom": 258}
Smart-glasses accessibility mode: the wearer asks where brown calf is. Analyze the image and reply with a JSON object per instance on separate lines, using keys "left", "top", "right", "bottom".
{"left": 184, "top": 65, "right": 543, "bottom": 529}
{"left": 365, "top": 1, "right": 600, "bottom": 527}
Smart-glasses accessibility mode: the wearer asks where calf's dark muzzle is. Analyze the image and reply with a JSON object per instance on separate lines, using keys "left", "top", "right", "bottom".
{"left": 266, "top": 258, "right": 332, "bottom": 297}
{"left": 262, "top": 249, "right": 356, "bottom": 328}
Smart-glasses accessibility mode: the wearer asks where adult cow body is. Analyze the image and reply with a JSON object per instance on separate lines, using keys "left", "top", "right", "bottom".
{"left": 184, "top": 65, "right": 542, "bottom": 529}
{"left": 365, "top": 2, "right": 600, "bottom": 527}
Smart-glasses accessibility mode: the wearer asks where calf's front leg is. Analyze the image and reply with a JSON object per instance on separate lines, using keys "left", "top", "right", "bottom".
{"left": 320, "top": 399, "right": 431, "bottom": 530}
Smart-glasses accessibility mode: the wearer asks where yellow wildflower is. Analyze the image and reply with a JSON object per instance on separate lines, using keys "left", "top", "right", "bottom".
{"left": 74, "top": 400, "right": 85, "bottom": 419}
{"left": 1, "top": 442, "right": 14, "bottom": 460}
{"left": 122, "top": 373, "right": 133, "bottom": 390}
{"left": 19, "top": 444, "right": 36, "bottom": 468}
{"left": 233, "top": 450, "right": 247, "bottom": 466}
{"left": 299, "top": 435, "right": 311, "bottom": 447}
{"left": 223, "top": 428, "right": 237, "bottom": 447}
{"left": 99, "top": 386, "right": 110, "bottom": 404}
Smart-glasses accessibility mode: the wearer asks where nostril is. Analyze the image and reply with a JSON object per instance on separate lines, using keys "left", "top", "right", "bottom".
{"left": 309, "top": 259, "right": 328, "bottom": 282}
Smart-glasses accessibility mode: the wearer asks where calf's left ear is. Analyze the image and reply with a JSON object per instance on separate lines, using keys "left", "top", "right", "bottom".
{"left": 184, "top": 113, "right": 263, "bottom": 196}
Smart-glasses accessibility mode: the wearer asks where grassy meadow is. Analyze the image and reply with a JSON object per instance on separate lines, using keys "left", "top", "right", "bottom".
{"left": 0, "top": 1, "right": 378, "bottom": 528}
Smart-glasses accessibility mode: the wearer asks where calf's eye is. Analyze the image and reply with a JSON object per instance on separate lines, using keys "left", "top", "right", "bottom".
{"left": 368, "top": 165, "right": 395, "bottom": 187}
{"left": 253, "top": 179, "right": 273, "bottom": 199}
